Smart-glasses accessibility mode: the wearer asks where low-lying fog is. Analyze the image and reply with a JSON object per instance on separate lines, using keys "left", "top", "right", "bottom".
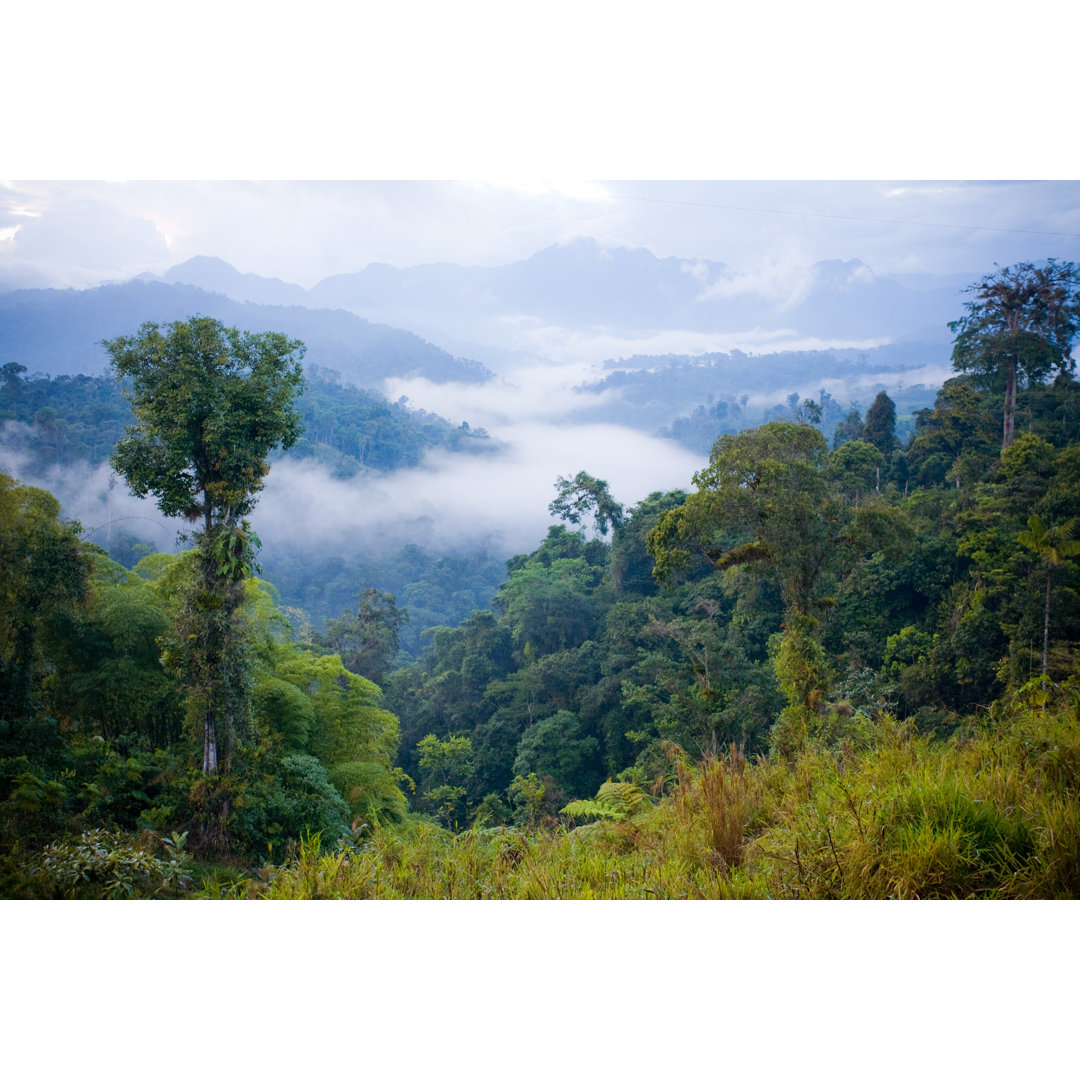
{"left": 3, "top": 332, "right": 948, "bottom": 573}
{"left": 1, "top": 397, "right": 706, "bottom": 567}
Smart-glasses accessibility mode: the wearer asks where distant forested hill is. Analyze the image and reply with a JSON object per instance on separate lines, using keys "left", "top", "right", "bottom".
{"left": 0, "top": 281, "right": 492, "bottom": 386}
{"left": 575, "top": 344, "right": 945, "bottom": 440}
{"left": 0, "top": 364, "right": 495, "bottom": 476}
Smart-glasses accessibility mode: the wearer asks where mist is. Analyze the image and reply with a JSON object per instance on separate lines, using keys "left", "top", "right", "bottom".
{"left": 1, "top": 409, "right": 705, "bottom": 570}
{"left": 0, "top": 443, "right": 178, "bottom": 550}
{"left": 254, "top": 420, "right": 703, "bottom": 557}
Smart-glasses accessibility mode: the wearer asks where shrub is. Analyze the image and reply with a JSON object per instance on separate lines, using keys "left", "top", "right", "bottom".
{"left": 25, "top": 828, "right": 192, "bottom": 899}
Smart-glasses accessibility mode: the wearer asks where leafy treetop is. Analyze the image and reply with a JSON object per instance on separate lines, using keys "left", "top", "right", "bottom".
{"left": 105, "top": 317, "right": 306, "bottom": 532}
{"left": 950, "top": 260, "right": 1080, "bottom": 451}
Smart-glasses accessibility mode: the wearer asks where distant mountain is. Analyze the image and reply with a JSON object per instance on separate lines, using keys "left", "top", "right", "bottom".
{"left": 6, "top": 245, "right": 970, "bottom": 385}
{"left": 308, "top": 238, "right": 734, "bottom": 332}
{"left": 304, "top": 240, "right": 967, "bottom": 344}
{"left": 780, "top": 259, "right": 960, "bottom": 342}
{"left": 132, "top": 242, "right": 970, "bottom": 354}
{"left": 158, "top": 255, "right": 310, "bottom": 307}
{"left": 0, "top": 280, "right": 492, "bottom": 385}
{"left": 572, "top": 343, "right": 948, "bottom": 435}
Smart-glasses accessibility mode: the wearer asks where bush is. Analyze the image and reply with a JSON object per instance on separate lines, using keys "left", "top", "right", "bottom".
{"left": 24, "top": 828, "right": 192, "bottom": 899}
{"left": 231, "top": 754, "right": 350, "bottom": 858}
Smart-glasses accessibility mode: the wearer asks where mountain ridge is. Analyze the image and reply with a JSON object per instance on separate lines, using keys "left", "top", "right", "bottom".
{"left": 153, "top": 240, "right": 968, "bottom": 346}
{"left": 0, "top": 279, "right": 492, "bottom": 386}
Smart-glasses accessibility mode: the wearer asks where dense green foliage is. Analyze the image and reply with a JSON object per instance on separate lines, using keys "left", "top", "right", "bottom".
{"left": 4, "top": 261, "right": 1080, "bottom": 899}
{"left": 0, "top": 514, "right": 406, "bottom": 887}
{"left": 949, "top": 260, "right": 1079, "bottom": 451}
{"left": 259, "top": 543, "right": 507, "bottom": 653}
{"left": 211, "top": 700, "right": 1080, "bottom": 899}
{"left": 380, "top": 351, "right": 1080, "bottom": 832}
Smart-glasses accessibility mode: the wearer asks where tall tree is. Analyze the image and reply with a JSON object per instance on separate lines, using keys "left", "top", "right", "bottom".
{"left": 951, "top": 261, "right": 1080, "bottom": 452}
{"left": 317, "top": 588, "right": 408, "bottom": 684}
{"left": 0, "top": 473, "right": 90, "bottom": 733}
{"left": 105, "top": 317, "right": 305, "bottom": 774}
{"left": 863, "top": 391, "right": 898, "bottom": 458}
{"left": 832, "top": 408, "right": 864, "bottom": 449}
{"left": 549, "top": 471, "right": 624, "bottom": 537}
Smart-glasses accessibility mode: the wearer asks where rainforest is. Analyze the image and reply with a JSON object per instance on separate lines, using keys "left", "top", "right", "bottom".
{"left": 2, "top": 257, "right": 1079, "bottom": 901}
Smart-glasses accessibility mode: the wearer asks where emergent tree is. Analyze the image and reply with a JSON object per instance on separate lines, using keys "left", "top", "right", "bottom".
{"left": 105, "top": 317, "right": 305, "bottom": 774}
{"left": 549, "top": 471, "right": 624, "bottom": 537}
{"left": 951, "top": 261, "right": 1080, "bottom": 452}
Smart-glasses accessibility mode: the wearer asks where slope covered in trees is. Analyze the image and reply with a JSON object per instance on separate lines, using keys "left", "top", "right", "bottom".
{"left": 2, "top": 262, "right": 1079, "bottom": 899}
{"left": 0, "top": 363, "right": 493, "bottom": 477}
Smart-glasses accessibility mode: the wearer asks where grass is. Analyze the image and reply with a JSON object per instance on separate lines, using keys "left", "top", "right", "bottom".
{"left": 227, "top": 700, "right": 1080, "bottom": 900}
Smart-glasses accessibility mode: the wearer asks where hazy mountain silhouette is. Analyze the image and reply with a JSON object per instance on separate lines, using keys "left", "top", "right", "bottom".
{"left": 304, "top": 240, "right": 965, "bottom": 343}
{"left": 159, "top": 255, "right": 310, "bottom": 307}
{"left": 0, "top": 280, "right": 491, "bottom": 385}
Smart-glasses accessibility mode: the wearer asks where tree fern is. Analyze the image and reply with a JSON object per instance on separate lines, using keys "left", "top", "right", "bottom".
{"left": 562, "top": 781, "right": 650, "bottom": 822}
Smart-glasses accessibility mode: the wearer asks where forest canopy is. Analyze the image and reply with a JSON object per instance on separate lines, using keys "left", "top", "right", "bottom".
{"left": 2, "top": 264, "right": 1080, "bottom": 900}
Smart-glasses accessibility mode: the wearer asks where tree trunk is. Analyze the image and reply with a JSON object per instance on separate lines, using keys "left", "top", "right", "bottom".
{"left": 1043, "top": 567, "right": 1052, "bottom": 677}
{"left": 1002, "top": 360, "right": 1017, "bottom": 451}
{"left": 203, "top": 710, "right": 218, "bottom": 774}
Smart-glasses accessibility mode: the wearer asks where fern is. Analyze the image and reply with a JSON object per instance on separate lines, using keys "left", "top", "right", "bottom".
{"left": 561, "top": 799, "right": 623, "bottom": 821}
{"left": 561, "top": 781, "right": 650, "bottom": 822}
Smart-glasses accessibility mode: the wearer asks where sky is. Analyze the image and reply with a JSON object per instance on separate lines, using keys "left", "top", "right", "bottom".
{"left": 2, "top": 179, "right": 1079, "bottom": 292}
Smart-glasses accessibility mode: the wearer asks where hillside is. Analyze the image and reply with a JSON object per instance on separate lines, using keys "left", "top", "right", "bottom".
{"left": 0, "top": 280, "right": 492, "bottom": 386}
{"left": 2, "top": 259, "right": 1079, "bottom": 903}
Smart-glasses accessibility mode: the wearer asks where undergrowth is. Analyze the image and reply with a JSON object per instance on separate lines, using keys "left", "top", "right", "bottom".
{"left": 213, "top": 700, "right": 1080, "bottom": 900}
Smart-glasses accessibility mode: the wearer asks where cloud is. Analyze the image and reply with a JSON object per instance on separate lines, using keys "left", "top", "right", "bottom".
{"left": 4, "top": 180, "right": 1080, "bottom": 296}
{"left": 1, "top": 410, "right": 703, "bottom": 569}
{"left": 384, "top": 363, "right": 623, "bottom": 427}
{"left": 483, "top": 323, "right": 890, "bottom": 366}
{"left": 0, "top": 187, "right": 169, "bottom": 287}
{"left": 739, "top": 363, "right": 955, "bottom": 410}
{"left": 0, "top": 442, "right": 178, "bottom": 548}
{"left": 680, "top": 260, "right": 710, "bottom": 285}
{"left": 695, "top": 248, "right": 819, "bottom": 309}
{"left": 252, "top": 421, "right": 703, "bottom": 557}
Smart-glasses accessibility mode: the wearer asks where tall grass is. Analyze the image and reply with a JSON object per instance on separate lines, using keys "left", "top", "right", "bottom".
{"left": 217, "top": 702, "right": 1080, "bottom": 900}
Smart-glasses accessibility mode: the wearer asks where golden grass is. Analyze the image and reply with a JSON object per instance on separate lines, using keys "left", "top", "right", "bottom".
{"left": 215, "top": 702, "right": 1080, "bottom": 900}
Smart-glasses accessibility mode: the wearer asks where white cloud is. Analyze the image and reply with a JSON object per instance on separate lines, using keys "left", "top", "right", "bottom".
{"left": 0, "top": 444, "right": 177, "bottom": 548}
{"left": 680, "top": 260, "right": 710, "bottom": 284}
{"left": 3, "top": 180, "right": 1079, "bottom": 294}
{"left": 384, "top": 363, "right": 620, "bottom": 428}
{"left": 741, "top": 363, "right": 954, "bottom": 410}
{"left": 491, "top": 322, "right": 891, "bottom": 366}
{"left": 253, "top": 421, "right": 702, "bottom": 558}
{"left": 696, "top": 248, "right": 818, "bottom": 309}
{"left": 1, "top": 412, "right": 702, "bottom": 567}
